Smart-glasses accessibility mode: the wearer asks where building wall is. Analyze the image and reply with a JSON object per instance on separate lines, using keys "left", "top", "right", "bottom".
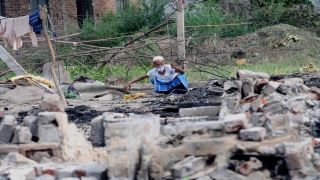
{"left": 2, "top": 0, "right": 117, "bottom": 35}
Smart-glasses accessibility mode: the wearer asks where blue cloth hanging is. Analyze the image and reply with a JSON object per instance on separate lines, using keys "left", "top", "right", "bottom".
{"left": 29, "top": 11, "right": 42, "bottom": 33}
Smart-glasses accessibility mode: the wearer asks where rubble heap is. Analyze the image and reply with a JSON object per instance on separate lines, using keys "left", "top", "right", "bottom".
{"left": 2, "top": 69, "right": 320, "bottom": 179}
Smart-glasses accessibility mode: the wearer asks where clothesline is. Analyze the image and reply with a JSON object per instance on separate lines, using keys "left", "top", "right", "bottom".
{"left": 0, "top": 9, "right": 56, "bottom": 51}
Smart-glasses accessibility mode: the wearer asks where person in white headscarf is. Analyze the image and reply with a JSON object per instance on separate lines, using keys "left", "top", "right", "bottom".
{"left": 123, "top": 56, "right": 188, "bottom": 94}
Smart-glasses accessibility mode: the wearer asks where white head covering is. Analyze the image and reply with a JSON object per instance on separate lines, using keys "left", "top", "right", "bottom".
{"left": 153, "top": 56, "right": 164, "bottom": 62}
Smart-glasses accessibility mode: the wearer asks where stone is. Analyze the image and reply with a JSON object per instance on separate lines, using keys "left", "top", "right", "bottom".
{"left": 291, "top": 105, "right": 304, "bottom": 114}
{"left": 276, "top": 83, "right": 292, "bottom": 95}
{"left": 306, "top": 99, "right": 316, "bottom": 107}
{"left": 240, "top": 77, "right": 254, "bottom": 97}
{"left": 261, "top": 101, "right": 288, "bottom": 114}
{"left": 37, "top": 112, "right": 68, "bottom": 129}
{"left": 1, "top": 152, "right": 38, "bottom": 166}
{"left": 11, "top": 126, "right": 32, "bottom": 144}
{"left": 7, "top": 167, "right": 37, "bottom": 180}
{"left": 264, "top": 113, "right": 290, "bottom": 135}
{"left": 38, "top": 125, "right": 60, "bottom": 143}
{"left": 261, "top": 81, "right": 280, "bottom": 97}
{"left": 57, "top": 165, "right": 79, "bottom": 179}
{"left": 19, "top": 143, "right": 61, "bottom": 159}
{"left": 283, "top": 138, "right": 315, "bottom": 173}
{"left": 249, "top": 112, "right": 266, "bottom": 127}
{"left": 36, "top": 174, "right": 55, "bottom": 180}
{"left": 236, "top": 157, "right": 262, "bottom": 175}
{"left": 223, "top": 113, "right": 251, "bottom": 133}
{"left": 234, "top": 141, "right": 260, "bottom": 153}
{"left": 286, "top": 95, "right": 306, "bottom": 108}
{"left": 239, "top": 127, "right": 267, "bottom": 141}
{"left": 72, "top": 162, "right": 108, "bottom": 180}
{"left": 39, "top": 94, "right": 64, "bottom": 112}
{"left": 238, "top": 69, "right": 270, "bottom": 80}
{"left": 251, "top": 98, "right": 267, "bottom": 112}
{"left": 21, "top": 115, "right": 38, "bottom": 137}
{"left": 254, "top": 78, "right": 269, "bottom": 94}
{"left": 208, "top": 169, "right": 249, "bottom": 180}
{"left": 105, "top": 113, "right": 160, "bottom": 179}
{"left": 282, "top": 78, "right": 304, "bottom": 85}
{"left": 248, "top": 171, "right": 267, "bottom": 180}
{"left": 60, "top": 123, "right": 95, "bottom": 163}
{"left": 88, "top": 116, "right": 105, "bottom": 146}
{"left": 160, "top": 121, "right": 224, "bottom": 136}
{"left": 0, "top": 115, "right": 17, "bottom": 143}
{"left": 0, "top": 144, "right": 19, "bottom": 159}
{"left": 170, "top": 156, "right": 206, "bottom": 178}
{"left": 164, "top": 116, "right": 213, "bottom": 124}
{"left": 29, "top": 151, "right": 51, "bottom": 163}
{"left": 179, "top": 106, "right": 221, "bottom": 117}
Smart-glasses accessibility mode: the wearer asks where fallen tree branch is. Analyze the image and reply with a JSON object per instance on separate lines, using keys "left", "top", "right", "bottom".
{"left": 96, "top": 19, "right": 176, "bottom": 71}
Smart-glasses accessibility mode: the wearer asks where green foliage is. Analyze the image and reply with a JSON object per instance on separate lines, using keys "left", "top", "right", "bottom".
{"left": 80, "top": 0, "right": 167, "bottom": 47}
{"left": 249, "top": 0, "right": 316, "bottom": 27}
{"left": 183, "top": 0, "right": 257, "bottom": 38}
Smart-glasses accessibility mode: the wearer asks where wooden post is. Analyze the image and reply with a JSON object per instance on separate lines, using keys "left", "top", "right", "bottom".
{"left": 39, "top": 5, "right": 67, "bottom": 105}
{"left": 176, "top": 0, "right": 186, "bottom": 69}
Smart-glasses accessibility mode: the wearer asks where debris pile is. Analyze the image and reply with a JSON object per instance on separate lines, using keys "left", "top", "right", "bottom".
{"left": 2, "top": 69, "right": 320, "bottom": 179}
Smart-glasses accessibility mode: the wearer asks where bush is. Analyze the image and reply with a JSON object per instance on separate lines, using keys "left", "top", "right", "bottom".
{"left": 80, "top": 0, "right": 167, "bottom": 47}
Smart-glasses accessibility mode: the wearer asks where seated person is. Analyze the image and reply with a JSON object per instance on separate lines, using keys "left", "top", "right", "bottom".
{"left": 123, "top": 56, "right": 188, "bottom": 94}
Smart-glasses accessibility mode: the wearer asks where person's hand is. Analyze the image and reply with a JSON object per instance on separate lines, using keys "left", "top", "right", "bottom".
{"left": 123, "top": 81, "right": 132, "bottom": 90}
{"left": 171, "top": 63, "right": 177, "bottom": 69}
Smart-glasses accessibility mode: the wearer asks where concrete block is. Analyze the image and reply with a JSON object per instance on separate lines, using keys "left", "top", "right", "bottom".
{"left": 249, "top": 112, "right": 266, "bottom": 127}
{"left": 21, "top": 115, "right": 38, "bottom": 137}
{"left": 11, "top": 126, "right": 32, "bottom": 144}
{"left": 0, "top": 144, "right": 19, "bottom": 159}
{"left": 104, "top": 113, "right": 161, "bottom": 179}
{"left": 261, "top": 81, "right": 280, "bottom": 97}
{"left": 88, "top": 116, "right": 105, "bottom": 146}
{"left": 38, "top": 125, "right": 60, "bottom": 143}
{"left": 265, "top": 113, "right": 290, "bottom": 135}
{"left": 7, "top": 167, "right": 37, "bottom": 180}
{"left": 223, "top": 113, "right": 251, "bottom": 132}
{"left": 284, "top": 138, "right": 315, "bottom": 174}
{"left": 164, "top": 116, "right": 213, "bottom": 124}
{"left": 19, "top": 143, "right": 61, "bottom": 159}
{"left": 0, "top": 115, "right": 17, "bottom": 143}
{"left": 39, "top": 94, "right": 64, "bottom": 112}
{"left": 251, "top": 98, "right": 267, "bottom": 112}
{"left": 1, "top": 152, "right": 38, "bottom": 166}
{"left": 261, "top": 100, "right": 288, "bottom": 114}
{"left": 72, "top": 162, "right": 108, "bottom": 180}
{"left": 57, "top": 165, "right": 78, "bottom": 180}
{"left": 276, "top": 83, "right": 292, "bottom": 95}
{"left": 241, "top": 77, "right": 254, "bottom": 96}
{"left": 170, "top": 156, "right": 206, "bottom": 178}
{"left": 179, "top": 106, "right": 221, "bottom": 117}
{"left": 239, "top": 127, "right": 267, "bottom": 141}
{"left": 36, "top": 174, "right": 55, "bottom": 180}
{"left": 160, "top": 121, "right": 224, "bottom": 136}
{"left": 37, "top": 112, "right": 68, "bottom": 129}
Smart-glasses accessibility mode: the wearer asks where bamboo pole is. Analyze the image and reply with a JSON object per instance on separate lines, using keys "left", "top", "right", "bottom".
{"left": 39, "top": 6, "right": 67, "bottom": 105}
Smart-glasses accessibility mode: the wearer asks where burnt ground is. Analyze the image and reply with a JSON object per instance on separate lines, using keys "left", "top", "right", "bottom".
{"left": 4, "top": 71, "right": 320, "bottom": 124}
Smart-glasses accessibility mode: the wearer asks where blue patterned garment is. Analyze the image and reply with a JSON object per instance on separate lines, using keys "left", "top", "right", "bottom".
{"left": 151, "top": 74, "right": 188, "bottom": 94}
{"left": 29, "top": 11, "right": 42, "bottom": 33}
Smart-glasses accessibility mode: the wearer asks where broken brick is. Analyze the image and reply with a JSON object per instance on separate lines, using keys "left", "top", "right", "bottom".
{"left": 239, "top": 127, "right": 267, "bottom": 141}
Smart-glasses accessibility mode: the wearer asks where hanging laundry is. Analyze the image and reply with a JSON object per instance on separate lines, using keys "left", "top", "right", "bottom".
{"left": 0, "top": 13, "right": 38, "bottom": 50}
{"left": 29, "top": 11, "right": 42, "bottom": 33}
